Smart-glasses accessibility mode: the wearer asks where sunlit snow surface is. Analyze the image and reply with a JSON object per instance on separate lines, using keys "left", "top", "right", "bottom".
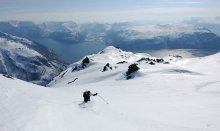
{"left": 1, "top": 46, "right": 220, "bottom": 131}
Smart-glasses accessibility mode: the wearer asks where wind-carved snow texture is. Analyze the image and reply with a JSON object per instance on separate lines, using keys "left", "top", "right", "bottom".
{"left": 1, "top": 46, "right": 220, "bottom": 131}
{"left": 0, "top": 32, "right": 64, "bottom": 86}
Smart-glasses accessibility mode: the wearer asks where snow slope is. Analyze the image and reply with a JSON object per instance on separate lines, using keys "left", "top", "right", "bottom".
{"left": 1, "top": 46, "right": 220, "bottom": 131}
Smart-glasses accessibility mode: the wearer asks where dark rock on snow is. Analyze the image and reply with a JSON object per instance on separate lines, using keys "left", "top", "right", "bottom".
{"left": 102, "top": 63, "right": 112, "bottom": 72}
{"left": 126, "top": 64, "right": 139, "bottom": 79}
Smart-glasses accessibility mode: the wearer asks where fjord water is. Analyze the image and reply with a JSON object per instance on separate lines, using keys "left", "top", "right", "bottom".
{"left": 35, "top": 38, "right": 106, "bottom": 63}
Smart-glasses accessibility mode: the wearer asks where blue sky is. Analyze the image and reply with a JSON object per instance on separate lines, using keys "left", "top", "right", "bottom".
{"left": 0, "top": 0, "right": 220, "bottom": 22}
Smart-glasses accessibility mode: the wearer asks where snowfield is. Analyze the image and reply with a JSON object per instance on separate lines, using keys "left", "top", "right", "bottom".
{"left": 1, "top": 46, "right": 220, "bottom": 131}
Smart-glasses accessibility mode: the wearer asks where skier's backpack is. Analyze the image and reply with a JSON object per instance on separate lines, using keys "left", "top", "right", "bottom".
{"left": 83, "top": 91, "right": 90, "bottom": 97}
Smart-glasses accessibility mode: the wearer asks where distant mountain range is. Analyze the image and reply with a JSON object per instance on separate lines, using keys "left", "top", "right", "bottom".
{"left": 0, "top": 21, "right": 220, "bottom": 63}
{"left": 103, "top": 24, "right": 220, "bottom": 51}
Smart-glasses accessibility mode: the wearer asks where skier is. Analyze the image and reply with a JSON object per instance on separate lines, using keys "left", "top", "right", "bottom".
{"left": 83, "top": 91, "right": 98, "bottom": 103}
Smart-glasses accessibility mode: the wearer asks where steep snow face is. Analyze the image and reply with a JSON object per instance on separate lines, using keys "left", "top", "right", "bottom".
{"left": 1, "top": 51, "right": 220, "bottom": 131}
{"left": 0, "top": 32, "right": 64, "bottom": 86}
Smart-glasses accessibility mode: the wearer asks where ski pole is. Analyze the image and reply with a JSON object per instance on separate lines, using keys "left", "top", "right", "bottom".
{"left": 98, "top": 94, "right": 109, "bottom": 104}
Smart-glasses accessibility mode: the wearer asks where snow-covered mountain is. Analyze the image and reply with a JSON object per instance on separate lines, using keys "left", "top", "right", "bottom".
{"left": 48, "top": 46, "right": 191, "bottom": 87}
{"left": 1, "top": 46, "right": 220, "bottom": 131}
{"left": 0, "top": 32, "right": 65, "bottom": 86}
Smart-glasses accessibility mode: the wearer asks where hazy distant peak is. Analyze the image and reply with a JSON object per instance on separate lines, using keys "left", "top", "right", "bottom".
{"left": 121, "top": 24, "right": 212, "bottom": 40}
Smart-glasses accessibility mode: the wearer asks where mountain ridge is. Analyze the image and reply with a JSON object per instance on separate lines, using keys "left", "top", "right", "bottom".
{"left": 0, "top": 32, "right": 65, "bottom": 86}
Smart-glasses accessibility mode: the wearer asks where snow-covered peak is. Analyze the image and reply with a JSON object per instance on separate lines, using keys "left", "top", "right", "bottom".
{"left": 49, "top": 46, "right": 167, "bottom": 87}
{"left": 89, "top": 46, "right": 152, "bottom": 64}
{"left": 100, "top": 46, "right": 121, "bottom": 54}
